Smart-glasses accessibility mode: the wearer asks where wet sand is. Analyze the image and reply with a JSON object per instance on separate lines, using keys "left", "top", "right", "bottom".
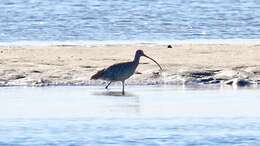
{"left": 0, "top": 43, "right": 260, "bottom": 87}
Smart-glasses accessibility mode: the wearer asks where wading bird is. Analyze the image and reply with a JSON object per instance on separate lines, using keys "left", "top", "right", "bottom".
{"left": 91, "top": 50, "right": 162, "bottom": 95}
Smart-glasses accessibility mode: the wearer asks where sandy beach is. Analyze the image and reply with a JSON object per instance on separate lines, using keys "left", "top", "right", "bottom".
{"left": 0, "top": 43, "right": 260, "bottom": 87}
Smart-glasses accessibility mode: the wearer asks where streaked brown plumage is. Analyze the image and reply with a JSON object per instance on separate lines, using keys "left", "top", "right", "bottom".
{"left": 91, "top": 50, "right": 162, "bottom": 95}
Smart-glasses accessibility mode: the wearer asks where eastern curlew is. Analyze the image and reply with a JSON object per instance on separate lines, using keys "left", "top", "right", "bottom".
{"left": 91, "top": 50, "right": 162, "bottom": 95}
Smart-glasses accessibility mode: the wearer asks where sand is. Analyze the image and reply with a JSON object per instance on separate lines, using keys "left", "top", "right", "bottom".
{"left": 0, "top": 43, "right": 260, "bottom": 87}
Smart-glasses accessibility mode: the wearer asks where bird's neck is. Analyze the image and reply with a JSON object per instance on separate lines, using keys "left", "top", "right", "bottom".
{"left": 133, "top": 54, "right": 141, "bottom": 65}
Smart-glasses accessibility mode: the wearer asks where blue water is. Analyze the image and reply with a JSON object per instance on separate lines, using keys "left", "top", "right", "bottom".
{"left": 0, "top": 0, "right": 260, "bottom": 42}
{"left": 1, "top": 118, "right": 260, "bottom": 146}
{"left": 1, "top": 86, "right": 260, "bottom": 145}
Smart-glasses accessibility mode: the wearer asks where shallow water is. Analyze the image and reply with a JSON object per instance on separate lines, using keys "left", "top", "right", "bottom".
{"left": 1, "top": 86, "right": 260, "bottom": 118}
{"left": 1, "top": 86, "right": 260, "bottom": 145}
{"left": 1, "top": 118, "right": 260, "bottom": 146}
{"left": 0, "top": 0, "right": 260, "bottom": 42}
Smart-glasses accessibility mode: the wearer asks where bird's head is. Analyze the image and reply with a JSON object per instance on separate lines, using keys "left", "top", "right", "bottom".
{"left": 136, "top": 49, "right": 145, "bottom": 57}
{"left": 135, "top": 49, "right": 163, "bottom": 71}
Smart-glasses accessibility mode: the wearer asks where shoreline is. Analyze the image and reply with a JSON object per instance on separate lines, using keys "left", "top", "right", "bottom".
{"left": 0, "top": 43, "right": 260, "bottom": 87}
{"left": 1, "top": 39, "right": 260, "bottom": 47}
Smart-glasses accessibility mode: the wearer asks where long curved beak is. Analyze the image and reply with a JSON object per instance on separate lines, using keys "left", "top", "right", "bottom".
{"left": 143, "top": 54, "right": 163, "bottom": 71}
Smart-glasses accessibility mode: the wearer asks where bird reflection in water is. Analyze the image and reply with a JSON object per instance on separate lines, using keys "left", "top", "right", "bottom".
{"left": 92, "top": 91, "right": 141, "bottom": 115}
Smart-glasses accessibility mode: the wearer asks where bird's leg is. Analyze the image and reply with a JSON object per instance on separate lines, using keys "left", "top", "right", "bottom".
{"left": 105, "top": 81, "right": 112, "bottom": 89}
{"left": 122, "top": 80, "right": 125, "bottom": 95}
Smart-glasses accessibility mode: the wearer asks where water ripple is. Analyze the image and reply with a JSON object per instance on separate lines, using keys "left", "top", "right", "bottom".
{"left": 1, "top": 118, "right": 260, "bottom": 145}
{"left": 0, "top": 0, "right": 259, "bottom": 41}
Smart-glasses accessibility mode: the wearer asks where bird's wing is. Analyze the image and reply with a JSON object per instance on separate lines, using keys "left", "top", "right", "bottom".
{"left": 91, "top": 61, "right": 134, "bottom": 81}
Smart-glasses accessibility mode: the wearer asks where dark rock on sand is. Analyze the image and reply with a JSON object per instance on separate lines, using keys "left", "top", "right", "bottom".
{"left": 79, "top": 65, "right": 93, "bottom": 68}
{"left": 30, "top": 70, "right": 42, "bottom": 73}
{"left": 224, "top": 78, "right": 254, "bottom": 87}
{"left": 33, "top": 78, "right": 51, "bottom": 86}
{"left": 199, "top": 77, "right": 214, "bottom": 83}
{"left": 135, "top": 71, "right": 142, "bottom": 74}
{"left": 179, "top": 70, "right": 221, "bottom": 84}
{"left": 190, "top": 71, "right": 214, "bottom": 78}
{"left": 151, "top": 71, "right": 160, "bottom": 78}
{"left": 10, "top": 74, "right": 26, "bottom": 80}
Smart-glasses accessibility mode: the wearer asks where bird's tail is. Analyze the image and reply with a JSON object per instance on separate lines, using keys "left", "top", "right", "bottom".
{"left": 90, "top": 69, "right": 105, "bottom": 80}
